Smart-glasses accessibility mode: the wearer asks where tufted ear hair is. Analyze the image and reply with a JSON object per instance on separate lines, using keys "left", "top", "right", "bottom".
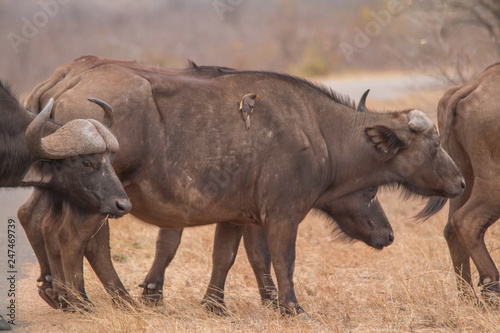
{"left": 22, "top": 160, "right": 53, "bottom": 186}
{"left": 364, "top": 125, "right": 408, "bottom": 159}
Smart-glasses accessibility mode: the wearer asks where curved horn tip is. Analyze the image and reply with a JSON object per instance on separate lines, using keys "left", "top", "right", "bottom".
{"left": 357, "top": 89, "right": 370, "bottom": 112}
{"left": 40, "top": 98, "right": 54, "bottom": 116}
{"left": 87, "top": 97, "right": 115, "bottom": 128}
{"left": 87, "top": 97, "right": 113, "bottom": 113}
{"left": 25, "top": 98, "right": 55, "bottom": 159}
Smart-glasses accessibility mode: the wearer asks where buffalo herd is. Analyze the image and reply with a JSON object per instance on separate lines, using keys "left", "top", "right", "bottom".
{"left": 3, "top": 56, "right": 499, "bottom": 317}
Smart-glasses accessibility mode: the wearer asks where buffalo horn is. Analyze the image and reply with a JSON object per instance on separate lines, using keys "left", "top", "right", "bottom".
{"left": 25, "top": 98, "right": 56, "bottom": 159}
{"left": 408, "top": 110, "right": 430, "bottom": 133}
{"left": 357, "top": 89, "right": 370, "bottom": 112}
{"left": 88, "top": 97, "right": 114, "bottom": 128}
{"left": 26, "top": 98, "right": 119, "bottom": 159}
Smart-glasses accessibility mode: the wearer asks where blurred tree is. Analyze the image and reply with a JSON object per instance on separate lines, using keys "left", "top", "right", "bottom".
{"left": 444, "top": 0, "right": 500, "bottom": 51}
{"left": 434, "top": 0, "right": 500, "bottom": 83}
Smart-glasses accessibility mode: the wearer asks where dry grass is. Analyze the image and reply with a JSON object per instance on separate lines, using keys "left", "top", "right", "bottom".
{"left": 14, "top": 91, "right": 500, "bottom": 332}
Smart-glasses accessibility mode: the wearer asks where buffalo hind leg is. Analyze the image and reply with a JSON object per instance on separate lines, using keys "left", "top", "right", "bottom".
{"left": 242, "top": 225, "right": 278, "bottom": 307}
{"left": 85, "top": 221, "right": 135, "bottom": 307}
{"left": 444, "top": 195, "right": 474, "bottom": 300}
{"left": 140, "top": 227, "right": 183, "bottom": 305}
{"left": 265, "top": 218, "right": 305, "bottom": 316}
{"left": 201, "top": 222, "right": 244, "bottom": 315}
{"left": 451, "top": 192, "right": 500, "bottom": 306}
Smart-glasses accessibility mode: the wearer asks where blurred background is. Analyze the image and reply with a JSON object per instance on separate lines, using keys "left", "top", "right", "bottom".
{"left": 0, "top": 0, "right": 499, "bottom": 93}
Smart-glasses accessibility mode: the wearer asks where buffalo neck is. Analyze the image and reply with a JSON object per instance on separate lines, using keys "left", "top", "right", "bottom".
{"left": 318, "top": 105, "right": 406, "bottom": 197}
{"left": 0, "top": 84, "right": 39, "bottom": 187}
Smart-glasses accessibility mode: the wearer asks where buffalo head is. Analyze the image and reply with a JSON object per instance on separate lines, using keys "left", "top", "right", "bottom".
{"left": 319, "top": 187, "right": 393, "bottom": 250}
{"left": 363, "top": 109, "right": 465, "bottom": 218}
{"left": 23, "top": 98, "right": 131, "bottom": 217}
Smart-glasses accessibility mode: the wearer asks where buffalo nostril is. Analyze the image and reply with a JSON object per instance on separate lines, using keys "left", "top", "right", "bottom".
{"left": 115, "top": 199, "right": 132, "bottom": 214}
{"left": 461, "top": 179, "right": 466, "bottom": 189}
{"left": 388, "top": 232, "right": 394, "bottom": 245}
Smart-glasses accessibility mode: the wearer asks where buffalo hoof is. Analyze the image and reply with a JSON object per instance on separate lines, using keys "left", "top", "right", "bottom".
{"left": 480, "top": 282, "right": 500, "bottom": 309}
{"left": 280, "top": 304, "right": 306, "bottom": 317}
{"left": 297, "top": 312, "right": 312, "bottom": 321}
{"left": 261, "top": 290, "right": 279, "bottom": 309}
{"left": 60, "top": 294, "right": 94, "bottom": 313}
{"left": 200, "top": 297, "right": 230, "bottom": 316}
{"left": 262, "top": 297, "right": 279, "bottom": 309}
{"left": 37, "top": 276, "right": 59, "bottom": 310}
{"left": 111, "top": 294, "right": 137, "bottom": 309}
{"left": 139, "top": 282, "right": 164, "bottom": 306}
{"left": 457, "top": 289, "right": 485, "bottom": 310}
{"left": 45, "top": 288, "right": 66, "bottom": 310}
{"left": 38, "top": 287, "right": 59, "bottom": 310}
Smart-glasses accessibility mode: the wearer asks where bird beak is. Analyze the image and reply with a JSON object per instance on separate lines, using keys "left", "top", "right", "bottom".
{"left": 245, "top": 116, "right": 250, "bottom": 130}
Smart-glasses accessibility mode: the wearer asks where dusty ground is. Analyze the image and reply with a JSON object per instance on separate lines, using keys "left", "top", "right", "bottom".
{"left": 8, "top": 90, "right": 500, "bottom": 332}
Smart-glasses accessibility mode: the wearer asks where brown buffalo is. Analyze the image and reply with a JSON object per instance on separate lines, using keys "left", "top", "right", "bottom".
{"left": 0, "top": 79, "right": 130, "bottom": 216}
{"left": 0, "top": 79, "right": 132, "bottom": 308}
{"left": 23, "top": 56, "right": 464, "bottom": 314}
{"left": 439, "top": 63, "right": 500, "bottom": 304}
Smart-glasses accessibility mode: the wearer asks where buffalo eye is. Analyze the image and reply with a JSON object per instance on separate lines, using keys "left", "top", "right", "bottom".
{"left": 365, "top": 186, "right": 378, "bottom": 198}
{"left": 82, "top": 160, "right": 92, "bottom": 168}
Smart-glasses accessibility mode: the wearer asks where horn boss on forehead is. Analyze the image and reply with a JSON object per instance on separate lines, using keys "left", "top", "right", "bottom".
{"left": 40, "top": 119, "right": 119, "bottom": 158}
{"left": 408, "top": 110, "right": 431, "bottom": 133}
{"left": 26, "top": 107, "right": 119, "bottom": 159}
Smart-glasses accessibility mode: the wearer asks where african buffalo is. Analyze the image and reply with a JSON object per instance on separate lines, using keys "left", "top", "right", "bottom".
{"left": 439, "top": 63, "right": 500, "bottom": 305}
{"left": 24, "top": 55, "right": 464, "bottom": 314}
{"left": 0, "top": 79, "right": 132, "bottom": 308}
{"left": 0, "top": 79, "right": 130, "bottom": 216}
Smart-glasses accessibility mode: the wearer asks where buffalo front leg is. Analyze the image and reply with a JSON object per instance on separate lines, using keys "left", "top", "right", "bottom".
{"left": 265, "top": 219, "right": 304, "bottom": 316}
{"left": 40, "top": 212, "right": 68, "bottom": 309}
{"left": 201, "top": 222, "right": 244, "bottom": 315}
{"left": 140, "top": 227, "right": 183, "bottom": 305}
{"left": 17, "top": 189, "right": 57, "bottom": 309}
{"left": 57, "top": 211, "right": 95, "bottom": 310}
{"left": 84, "top": 218, "right": 134, "bottom": 307}
{"left": 242, "top": 225, "right": 278, "bottom": 307}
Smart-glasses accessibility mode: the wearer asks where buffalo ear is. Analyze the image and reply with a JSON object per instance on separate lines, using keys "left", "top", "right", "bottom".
{"left": 364, "top": 125, "right": 407, "bottom": 157}
{"left": 22, "top": 161, "right": 53, "bottom": 185}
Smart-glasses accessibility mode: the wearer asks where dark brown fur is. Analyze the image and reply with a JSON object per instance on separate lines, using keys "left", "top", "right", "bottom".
{"left": 439, "top": 63, "right": 500, "bottom": 303}
{"left": 22, "top": 56, "right": 464, "bottom": 314}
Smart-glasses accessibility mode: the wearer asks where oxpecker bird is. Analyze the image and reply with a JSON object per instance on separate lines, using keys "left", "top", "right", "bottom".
{"left": 239, "top": 93, "right": 259, "bottom": 130}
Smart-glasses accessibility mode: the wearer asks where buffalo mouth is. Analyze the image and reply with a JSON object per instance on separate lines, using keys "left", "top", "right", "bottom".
{"left": 369, "top": 243, "right": 385, "bottom": 250}
{"left": 96, "top": 194, "right": 132, "bottom": 217}
{"left": 367, "top": 235, "right": 394, "bottom": 250}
